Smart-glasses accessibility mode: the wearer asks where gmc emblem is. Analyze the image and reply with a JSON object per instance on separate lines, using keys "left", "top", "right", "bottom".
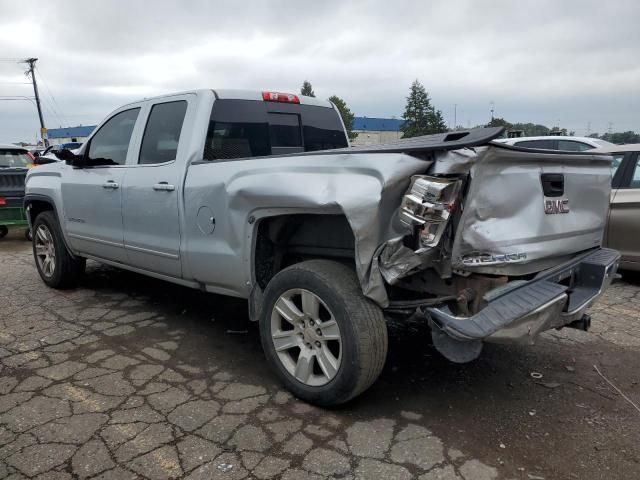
{"left": 544, "top": 199, "right": 570, "bottom": 214}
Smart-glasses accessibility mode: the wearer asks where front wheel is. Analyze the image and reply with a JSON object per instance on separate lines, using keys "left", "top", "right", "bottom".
{"left": 260, "top": 259, "right": 388, "bottom": 406}
{"left": 0, "top": 225, "right": 8, "bottom": 238}
{"left": 32, "top": 211, "right": 85, "bottom": 288}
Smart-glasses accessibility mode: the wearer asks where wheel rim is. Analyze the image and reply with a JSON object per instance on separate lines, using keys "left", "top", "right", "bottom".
{"left": 35, "top": 224, "right": 56, "bottom": 278}
{"left": 271, "top": 288, "right": 342, "bottom": 387}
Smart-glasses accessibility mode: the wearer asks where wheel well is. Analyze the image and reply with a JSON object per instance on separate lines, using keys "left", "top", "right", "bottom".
{"left": 254, "top": 214, "right": 356, "bottom": 289}
{"left": 26, "top": 199, "right": 54, "bottom": 225}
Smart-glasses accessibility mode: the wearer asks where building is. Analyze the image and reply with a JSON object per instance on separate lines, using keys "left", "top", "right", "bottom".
{"left": 47, "top": 125, "right": 96, "bottom": 146}
{"left": 351, "top": 117, "right": 404, "bottom": 146}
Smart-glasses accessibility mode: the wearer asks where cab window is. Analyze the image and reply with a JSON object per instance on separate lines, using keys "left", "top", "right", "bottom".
{"left": 87, "top": 108, "right": 140, "bottom": 166}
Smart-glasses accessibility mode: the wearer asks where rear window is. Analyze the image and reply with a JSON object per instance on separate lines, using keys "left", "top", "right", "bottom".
{"left": 0, "top": 149, "right": 31, "bottom": 168}
{"left": 203, "top": 99, "right": 347, "bottom": 161}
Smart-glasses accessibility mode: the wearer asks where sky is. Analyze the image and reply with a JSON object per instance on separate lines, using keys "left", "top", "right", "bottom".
{"left": 0, "top": 0, "right": 638, "bottom": 144}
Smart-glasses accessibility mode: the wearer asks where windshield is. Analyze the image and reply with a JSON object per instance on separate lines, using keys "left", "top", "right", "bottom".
{"left": 0, "top": 149, "right": 31, "bottom": 168}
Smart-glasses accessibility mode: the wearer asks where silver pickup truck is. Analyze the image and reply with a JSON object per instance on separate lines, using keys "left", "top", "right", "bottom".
{"left": 25, "top": 89, "right": 620, "bottom": 405}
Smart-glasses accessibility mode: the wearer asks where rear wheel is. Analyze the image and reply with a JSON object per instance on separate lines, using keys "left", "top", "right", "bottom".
{"left": 260, "top": 259, "right": 388, "bottom": 406}
{"left": 24, "top": 228, "right": 32, "bottom": 241}
{"left": 0, "top": 226, "right": 8, "bottom": 238}
{"left": 33, "top": 211, "right": 85, "bottom": 288}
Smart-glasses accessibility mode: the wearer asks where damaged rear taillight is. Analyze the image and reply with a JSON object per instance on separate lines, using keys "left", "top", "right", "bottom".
{"left": 400, "top": 176, "right": 462, "bottom": 250}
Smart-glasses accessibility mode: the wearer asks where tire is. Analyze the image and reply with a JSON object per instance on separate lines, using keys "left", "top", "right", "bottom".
{"left": 32, "top": 211, "right": 85, "bottom": 288}
{"left": 0, "top": 225, "right": 7, "bottom": 238}
{"left": 24, "top": 228, "right": 32, "bottom": 241}
{"left": 260, "top": 259, "right": 388, "bottom": 406}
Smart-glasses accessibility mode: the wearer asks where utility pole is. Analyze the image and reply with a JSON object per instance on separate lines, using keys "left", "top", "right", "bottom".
{"left": 489, "top": 101, "right": 495, "bottom": 123}
{"left": 22, "top": 58, "right": 48, "bottom": 147}
{"left": 453, "top": 104, "right": 457, "bottom": 130}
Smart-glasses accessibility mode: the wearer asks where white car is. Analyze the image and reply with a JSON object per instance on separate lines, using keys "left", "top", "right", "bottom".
{"left": 495, "top": 136, "right": 614, "bottom": 151}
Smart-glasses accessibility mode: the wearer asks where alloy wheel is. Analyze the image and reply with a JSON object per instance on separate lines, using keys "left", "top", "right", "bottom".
{"left": 34, "top": 224, "right": 56, "bottom": 278}
{"left": 270, "top": 288, "right": 342, "bottom": 386}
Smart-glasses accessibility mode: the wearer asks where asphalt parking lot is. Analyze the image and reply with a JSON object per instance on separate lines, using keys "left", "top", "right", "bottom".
{"left": 1, "top": 229, "right": 639, "bottom": 480}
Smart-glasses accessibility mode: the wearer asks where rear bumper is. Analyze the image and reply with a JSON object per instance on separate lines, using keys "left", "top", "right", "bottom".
{"left": 426, "top": 248, "right": 620, "bottom": 345}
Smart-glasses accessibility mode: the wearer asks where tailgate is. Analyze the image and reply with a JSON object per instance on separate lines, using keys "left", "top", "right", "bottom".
{"left": 451, "top": 145, "right": 612, "bottom": 274}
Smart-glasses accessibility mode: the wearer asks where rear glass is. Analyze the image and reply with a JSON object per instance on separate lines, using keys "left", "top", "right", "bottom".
{"left": 0, "top": 150, "right": 31, "bottom": 168}
{"left": 203, "top": 99, "right": 347, "bottom": 161}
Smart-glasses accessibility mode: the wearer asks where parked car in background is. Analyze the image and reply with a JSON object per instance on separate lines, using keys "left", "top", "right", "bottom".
{"left": 496, "top": 136, "right": 615, "bottom": 151}
{"left": 596, "top": 144, "right": 640, "bottom": 271}
{"left": 0, "top": 145, "right": 32, "bottom": 239}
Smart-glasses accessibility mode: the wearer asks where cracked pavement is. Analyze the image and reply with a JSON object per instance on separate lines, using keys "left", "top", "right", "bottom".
{"left": 1, "top": 230, "right": 639, "bottom": 479}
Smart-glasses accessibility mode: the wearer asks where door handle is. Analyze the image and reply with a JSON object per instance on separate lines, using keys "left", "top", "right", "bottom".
{"left": 102, "top": 181, "right": 119, "bottom": 189}
{"left": 153, "top": 182, "right": 175, "bottom": 192}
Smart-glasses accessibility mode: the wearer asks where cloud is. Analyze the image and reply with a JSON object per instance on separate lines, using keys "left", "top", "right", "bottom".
{"left": 0, "top": 0, "right": 638, "bottom": 142}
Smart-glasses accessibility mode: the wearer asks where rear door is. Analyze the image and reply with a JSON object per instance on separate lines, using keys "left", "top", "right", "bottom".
{"left": 121, "top": 96, "right": 190, "bottom": 277}
{"left": 607, "top": 151, "right": 640, "bottom": 267}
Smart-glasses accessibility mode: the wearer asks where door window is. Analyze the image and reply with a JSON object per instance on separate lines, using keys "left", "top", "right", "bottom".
{"left": 557, "top": 140, "right": 593, "bottom": 151}
{"left": 630, "top": 156, "right": 640, "bottom": 189}
{"left": 87, "top": 108, "right": 140, "bottom": 166}
{"left": 514, "top": 139, "right": 555, "bottom": 149}
{"left": 139, "top": 101, "right": 188, "bottom": 165}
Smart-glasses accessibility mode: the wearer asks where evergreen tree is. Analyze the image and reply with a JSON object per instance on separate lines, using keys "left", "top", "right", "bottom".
{"left": 300, "top": 81, "right": 315, "bottom": 97}
{"left": 401, "top": 80, "right": 447, "bottom": 137}
{"left": 328, "top": 95, "right": 358, "bottom": 141}
{"left": 430, "top": 108, "right": 448, "bottom": 133}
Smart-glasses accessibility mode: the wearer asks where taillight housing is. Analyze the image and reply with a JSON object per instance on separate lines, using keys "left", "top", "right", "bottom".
{"left": 0, "top": 197, "right": 6, "bottom": 206}
{"left": 262, "top": 91, "right": 300, "bottom": 104}
{"left": 400, "top": 176, "right": 462, "bottom": 250}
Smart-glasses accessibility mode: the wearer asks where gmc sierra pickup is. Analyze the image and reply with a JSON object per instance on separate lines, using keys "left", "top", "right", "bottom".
{"left": 24, "top": 89, "right": 620, "bottom": 405}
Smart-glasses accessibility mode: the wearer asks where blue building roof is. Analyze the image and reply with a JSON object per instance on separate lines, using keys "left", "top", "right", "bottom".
{"left": 352, "top": 117, "right": 404, "bottom": 132}
{"left": 47, "top": 125, "right": 96, "bottom": 139}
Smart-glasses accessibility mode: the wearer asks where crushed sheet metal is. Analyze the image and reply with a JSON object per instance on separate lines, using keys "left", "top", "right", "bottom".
{"left": 430, "top": 146, "right": 484, "bottom": 174}
{"left": 186, "top": 152, "right": 431, "bottom": 307}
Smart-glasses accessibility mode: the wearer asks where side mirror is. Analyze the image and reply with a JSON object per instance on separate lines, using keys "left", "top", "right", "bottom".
{"left": 33, "top": 151, "right": 40, "bottom": 158}
{"left": 56, "top": 148, "right": 85, "bottom": 167}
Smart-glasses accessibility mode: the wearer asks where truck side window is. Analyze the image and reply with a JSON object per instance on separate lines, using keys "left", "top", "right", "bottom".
{"left": 87, "top": 108, "right": 140, "bottom": 166}
{"left": 139, "top": 101, "right": 188, "bottom": 165}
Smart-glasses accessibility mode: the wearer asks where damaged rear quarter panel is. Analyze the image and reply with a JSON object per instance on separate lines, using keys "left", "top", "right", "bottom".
{"left": 183, "top": 153, "right": 431, "bottom": 305}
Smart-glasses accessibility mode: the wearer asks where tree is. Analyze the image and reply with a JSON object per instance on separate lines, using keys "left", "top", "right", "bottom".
{"left": 328, "top": 95, "right": 357, "bottom": 141}
{"left": 487, "top": 117, "right": 513, "bottom": 130}
{"left": 400, "top": 80, "right": 447, "bottom": 137}
{"left": 300, "top": 81, "right": 315, "bottom": 97}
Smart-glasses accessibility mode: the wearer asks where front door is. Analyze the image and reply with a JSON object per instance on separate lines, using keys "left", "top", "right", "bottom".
{"left": 61, "top": 108, "right": 141, "bottom": 263}
{"left": 122, "top": 99, "right": 189, "bottom": 278}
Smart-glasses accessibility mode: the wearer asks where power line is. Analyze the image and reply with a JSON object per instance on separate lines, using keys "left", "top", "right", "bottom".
{"left": 35, "top": 68, "right": 65, "bottom": 126}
